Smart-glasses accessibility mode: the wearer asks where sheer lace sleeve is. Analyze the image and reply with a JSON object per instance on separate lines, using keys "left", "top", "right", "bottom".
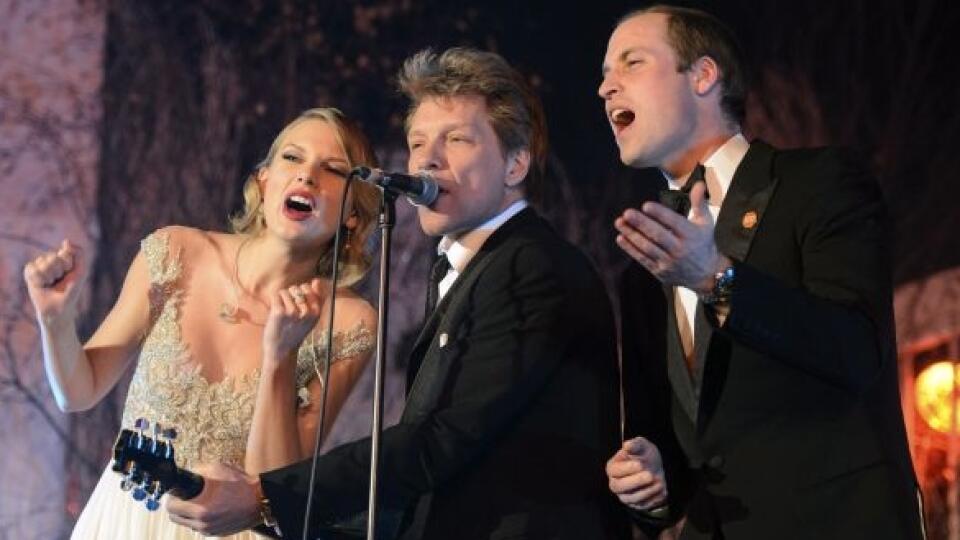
{"left": 140, "top": 229, "right": 183, "bottom": 321}
{"left": 294, "top": 321, "right": 375, "bottom": 408}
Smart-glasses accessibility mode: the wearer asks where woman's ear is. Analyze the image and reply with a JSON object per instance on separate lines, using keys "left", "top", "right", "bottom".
{"left": 256, "top": 167, "right": 268, "bottom": 194}
{"left": 505, "top": 149, "right": 531, "bottom": 188}
{"left": 345, "top": 211, "right": 359, "bottom": 231}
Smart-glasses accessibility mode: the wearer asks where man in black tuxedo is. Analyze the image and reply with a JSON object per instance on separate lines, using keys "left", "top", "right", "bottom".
{"left": 167, "top": 47, "right": 628, "bottom": 540}
{"left": 599, "top": 5, "right": 924, "bottom": 539}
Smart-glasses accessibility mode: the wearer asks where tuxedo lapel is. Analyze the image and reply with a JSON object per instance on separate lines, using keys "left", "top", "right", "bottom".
{"left": 402, "top": 208, "right": 541, "bottom": 422}
{"left": 406, "top": 209, "right": 538, "bottom": 366}
{"left": 406, "top": 288, "right": 454, "bottom": 391}
{"left": 663, "top": 142, "right": 779, "bottom": 429}
{"left": 694, "top": 141, "right": 779, "bottom": 429}
{"left": 714, "top": 141, "right": 778, "bottom": 262}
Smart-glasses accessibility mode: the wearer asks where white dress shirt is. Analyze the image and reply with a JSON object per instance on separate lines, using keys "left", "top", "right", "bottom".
{"left": 436, "top": 199, "right": 529, "bottom": 301}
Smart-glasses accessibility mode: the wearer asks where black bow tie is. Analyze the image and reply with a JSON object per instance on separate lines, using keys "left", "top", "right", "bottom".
{"left": 424, "top": 254, "right": 451, "bottom": 317}
{"left": 659, "top": 163, "right": 708, "bottom": 216}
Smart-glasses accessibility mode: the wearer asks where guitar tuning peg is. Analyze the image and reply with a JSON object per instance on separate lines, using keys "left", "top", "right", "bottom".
{"left": 110, "top": 421, "right": 186, "bottom": 513}
{"left": 152, "top": 423, "right": 163, "bottom": 453}
{"left": 145, "top": 482, "right": 163, "bottom": 511}
{"left": 133, "top": 419, "right": 150, "bottom": 447}
{"left": 132, "top": 469, "right": 156, "bottom": 502}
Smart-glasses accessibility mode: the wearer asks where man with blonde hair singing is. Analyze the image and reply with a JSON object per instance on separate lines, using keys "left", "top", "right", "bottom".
{"left": 168, "top": 47, "right": 629, "bottom": 540}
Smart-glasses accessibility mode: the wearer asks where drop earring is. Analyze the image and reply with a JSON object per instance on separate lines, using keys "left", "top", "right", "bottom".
{"left": 343, "top": 227, "right": 353, "bottom": 251}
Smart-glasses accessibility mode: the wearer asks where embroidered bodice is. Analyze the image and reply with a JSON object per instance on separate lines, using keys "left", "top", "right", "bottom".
{"left": 120, "top": 231, "right": 373, "bottom": 468}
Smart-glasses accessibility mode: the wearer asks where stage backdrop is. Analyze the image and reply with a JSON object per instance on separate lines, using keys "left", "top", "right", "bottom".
{"left": 1, "top": 1, "right": 958, "bottom": 539}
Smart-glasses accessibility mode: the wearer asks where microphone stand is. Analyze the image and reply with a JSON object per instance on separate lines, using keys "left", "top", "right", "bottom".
{"left": 366, "top": 188, "right": 397, "bottom": 540}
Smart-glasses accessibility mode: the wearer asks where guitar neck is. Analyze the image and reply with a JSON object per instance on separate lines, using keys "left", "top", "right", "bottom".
{"left": 169, "top": 466, "right": 205, "bottom": 500}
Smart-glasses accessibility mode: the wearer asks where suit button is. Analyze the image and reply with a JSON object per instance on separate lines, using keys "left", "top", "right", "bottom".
{"left": 707, "top": 455, "right": 725, "bottom": 469}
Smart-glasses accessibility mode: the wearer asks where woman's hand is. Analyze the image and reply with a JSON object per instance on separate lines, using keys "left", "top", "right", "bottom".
{"left": 23, "top": 240, "right": 86, "bottom": 324}
{"left": 262, "top": 278, "right": 325, "bottom": 370}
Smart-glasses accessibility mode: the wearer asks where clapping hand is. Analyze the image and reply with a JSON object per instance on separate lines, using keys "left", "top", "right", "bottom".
{"left": 614, "top": 181, "right": 729, "bottom": 293}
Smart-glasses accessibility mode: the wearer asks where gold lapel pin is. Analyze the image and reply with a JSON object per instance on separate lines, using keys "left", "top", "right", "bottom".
{"left": 741, "top": 210, "right": 758, "bottom": 229}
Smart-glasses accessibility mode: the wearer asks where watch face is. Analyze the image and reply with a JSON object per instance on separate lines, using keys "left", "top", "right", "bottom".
{"left": 713, "top": 266, "right": 734, "bottom": 302}
{"left": 700, "top": 266, "right": 735, "bottom": 305}
{"left": 719, "top": 266, "right": 735, "bottom": 287}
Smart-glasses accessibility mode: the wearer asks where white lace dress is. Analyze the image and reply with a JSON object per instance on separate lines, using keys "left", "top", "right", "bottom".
{"left": 71, "top": 231, "right": 373, "bottom": 539}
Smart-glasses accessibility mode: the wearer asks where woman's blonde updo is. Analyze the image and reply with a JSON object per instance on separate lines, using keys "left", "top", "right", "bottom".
{"left": 230, "top": 108, "right": 380, "bottom": 287}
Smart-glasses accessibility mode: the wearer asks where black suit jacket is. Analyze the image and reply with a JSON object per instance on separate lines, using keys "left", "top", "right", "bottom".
{"left": 620, "top": 142, "right": 924, "bottom": 539}
{"left": 262, "top": 208, "right": 629, "bottom": 540}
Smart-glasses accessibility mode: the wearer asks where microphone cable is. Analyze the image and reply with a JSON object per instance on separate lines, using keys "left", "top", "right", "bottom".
{"left": 300, "top": 166, "right": 358, "bottom": 540}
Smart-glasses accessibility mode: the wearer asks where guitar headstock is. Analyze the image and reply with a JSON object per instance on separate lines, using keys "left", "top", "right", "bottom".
{"left": 111, "top": 418, "right": 186, "bottom": 511}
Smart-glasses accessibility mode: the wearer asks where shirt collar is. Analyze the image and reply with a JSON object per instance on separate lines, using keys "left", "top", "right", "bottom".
{"left": 437, "top": 199, "right": 528, "bottom": 273}
{"left": 664, "top": 133, "right": 750, "bottom": 207}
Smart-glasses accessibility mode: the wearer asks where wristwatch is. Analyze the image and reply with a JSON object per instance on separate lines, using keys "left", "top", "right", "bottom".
{"left": 255, "top": 480, "right": 282, "bottom": 536}
{"left": 700, "top": 264, "right": 735, "bottom": 306}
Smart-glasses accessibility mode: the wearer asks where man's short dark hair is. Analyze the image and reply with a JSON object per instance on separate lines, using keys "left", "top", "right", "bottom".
{"left": 620, "top": 5, "right": 747, "bottom": 124}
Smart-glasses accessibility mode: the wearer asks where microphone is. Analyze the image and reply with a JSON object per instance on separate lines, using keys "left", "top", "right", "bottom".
{"left": 352, "top": 166, "right": 439, "bottom": 206}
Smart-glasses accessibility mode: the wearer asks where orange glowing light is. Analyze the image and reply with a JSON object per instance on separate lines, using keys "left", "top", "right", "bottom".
{"left": 915, "top": 361, "right": 960, "bottom": 434}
